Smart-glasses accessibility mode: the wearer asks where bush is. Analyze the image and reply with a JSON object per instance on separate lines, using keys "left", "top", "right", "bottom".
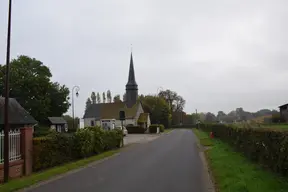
{"left": 149, "top": 124, "right": 164, "bottom": 133}
{"left": 126, "top": 125, "right": 147, "bottom": 134}
{"left": 33, "top": 126, "right": 123, "bottom": 172}
{"left": 200, "top": 123, "right": 288, "bottom": 176}
{"left": 33, "top": 126, "right": 51, "bottom": 137}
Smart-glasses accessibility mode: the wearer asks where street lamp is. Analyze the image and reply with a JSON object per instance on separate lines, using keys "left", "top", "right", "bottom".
{"left": 3, "top": 0, "right": 13, "bottom": 183}
{"left": 72, "top": 86, "right": 80, "bottom": 130}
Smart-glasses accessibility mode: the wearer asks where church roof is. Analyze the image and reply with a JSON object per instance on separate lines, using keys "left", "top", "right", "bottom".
{"left": 83, "top": 101, "right": 140, "bottom": 120}
{"left": 0, "top": 97, "right": 37, "bottom": 125}
{"left": 126, "top": 53, "right": 138, "bottom": 89}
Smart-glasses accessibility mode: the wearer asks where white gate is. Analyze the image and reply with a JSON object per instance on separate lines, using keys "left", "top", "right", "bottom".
{"left": 0, "top": 129, "right": 21, "bottom": 164}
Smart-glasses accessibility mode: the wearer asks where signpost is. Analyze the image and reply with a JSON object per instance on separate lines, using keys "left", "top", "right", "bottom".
{"left": 119, "top": 110, "right": 125, "bottom": 147}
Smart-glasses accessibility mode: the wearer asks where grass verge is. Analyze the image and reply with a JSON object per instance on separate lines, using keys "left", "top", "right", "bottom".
{"left": 192, "top": 128, "right": 213, "bottom": 146}
{"left": 0, "top": 149, "right": 119, "bottom": 192}
{"left": 192, "top": 129, "right": 288, "bottom": 192}
{"left": 164, "top": 129, "right": 173, "bottom": 134}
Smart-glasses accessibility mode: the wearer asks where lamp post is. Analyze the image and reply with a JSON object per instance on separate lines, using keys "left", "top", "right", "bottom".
{"left": 3, "top": 0, "right": 13, "bottom": 183}
{"left": 72, "top": 86, "right": 80, "bottom": 130}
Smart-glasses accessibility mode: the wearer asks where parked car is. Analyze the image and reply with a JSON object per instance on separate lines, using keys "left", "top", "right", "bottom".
{"left": 116, "top": 126, "right": 128, "bottom": 136}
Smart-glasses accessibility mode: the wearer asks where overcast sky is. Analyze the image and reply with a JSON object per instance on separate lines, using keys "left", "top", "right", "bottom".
{"left": 0, "top": 0, "right": 288, "bottom": 117}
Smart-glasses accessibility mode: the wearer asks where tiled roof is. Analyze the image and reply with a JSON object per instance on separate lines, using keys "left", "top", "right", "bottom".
{"left": 0, "top": 97, "right": 37, "bottom": 125}
{"left": 48, "top": 117, "right": 67, "bottom": 125}
{"left": 83, "top": 101, "right": 140, "bottom": 119}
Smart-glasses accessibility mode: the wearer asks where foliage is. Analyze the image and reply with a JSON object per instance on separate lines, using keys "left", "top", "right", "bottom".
{"left": 158, "top": 89, "right": 185, "bottom": 112}
{"left": 63, "top": 115, "right": 79, "bottom": 132}
{"left": 123, "top": 93, "right": 126, "bottom": 102}
{"left": 33, "top": 127, "right": 123, "bottom": 172}
{"left": 102, "top": 92, "right": 106, "bottom": 103}
{"left": 107, "top": 90, "right": 112, "bottom": 103}
{"left": 113, "top": 94, "right": 121, "bottom": 103}
{"left": 33, "top": 126, "right": 51, "bottom": 138}
{"left": 126, "top": 125, "right": 147, "bottom": 134}
{"left": 140, "top": 95, "right": 171, "bottom": 128}
{"left": 97, "top": 92, "right": 101, "bottom": 103}
{"left": 85, "top": 98, "right": 92, "bottom": 110}
{"left": 149, "top": 124, "right": 164, "bottom": 133}
{"left": 205, "top": 112, "right": 217, "bottom": 122}
{"left": 215, "top": 108, "right": 279, "bottom": 123}
{"left": 90, "top": 92, "right": 96, "bottom": 104}
{"left": 271, "top": 113, "right": 285, "bottom": 123}
{"left": 0, "top": 55, "right": 70, "bottom": 122}
{"left": 200, "top": 123, "right": 288, "bottom": 177}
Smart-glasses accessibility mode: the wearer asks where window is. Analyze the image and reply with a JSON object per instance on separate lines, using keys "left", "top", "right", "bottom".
{"left": 91, "top": 120, "right": 95, "bottom": 126}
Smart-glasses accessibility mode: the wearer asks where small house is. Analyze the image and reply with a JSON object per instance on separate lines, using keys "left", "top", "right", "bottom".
{"left": 0, "top": 97, "right": 37, "bottom": 129}
{"left": 279, "top": 103, "right": 288, "bottom": 122}
{"left": 47, "top": 117, "right": 68, "bottom": 133}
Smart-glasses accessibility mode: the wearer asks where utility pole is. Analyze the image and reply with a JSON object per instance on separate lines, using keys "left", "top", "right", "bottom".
{"left": 4, "top": 0, "right": 13, "bottom": 183}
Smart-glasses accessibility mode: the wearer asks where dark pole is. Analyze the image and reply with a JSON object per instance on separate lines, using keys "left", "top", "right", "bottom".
{"left": 4, "top": 0, "right": 13, "bottom": 183}
{"left": 71, "top": 86, "right": 80, "bottom": 130}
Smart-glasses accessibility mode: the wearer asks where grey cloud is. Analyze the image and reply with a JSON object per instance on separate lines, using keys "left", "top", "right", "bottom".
{"left": 0, "top": 0, "right": 288, "bottom": 117}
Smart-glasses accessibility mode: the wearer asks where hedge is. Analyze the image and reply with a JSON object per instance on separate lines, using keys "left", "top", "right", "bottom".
{"left": 33, "top": 127, "right": 123, "bottom": 172}
{"left": 200, "top": 123, "right": 288, "bottom": 176}
{"left": 149, "top": 124, "right": 165, "bottom": 133}
{"left": 126, "top": 126, "right": 147, "bottom": 134}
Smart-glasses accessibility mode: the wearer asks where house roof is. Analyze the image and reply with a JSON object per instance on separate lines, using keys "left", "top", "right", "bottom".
{"left": 138, "top": 113, "right": 149, "bottom": 123}
{"left": 83, "top": 101, "right": 140, "bottom": 119}
{"left": 279, "top": 103, "right": 288, "bottom": 108}
{"left": 48, "top": 117, "right": 67, "bottom": 125}
{"left": 0, "top": 97, "right": 37, "bottom": 125}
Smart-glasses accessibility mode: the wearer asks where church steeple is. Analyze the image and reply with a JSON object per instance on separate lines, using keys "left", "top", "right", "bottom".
{"left": 125, "top": 52, "right": 138, "bottom": 107}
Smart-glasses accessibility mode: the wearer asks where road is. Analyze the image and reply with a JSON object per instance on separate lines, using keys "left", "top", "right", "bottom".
{"left": 27, "top": 129, "right": 209, "bottom": 192}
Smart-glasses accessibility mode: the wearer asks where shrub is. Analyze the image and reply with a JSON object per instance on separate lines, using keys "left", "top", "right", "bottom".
{"left": 126, "top": 125, "right": 147, "bottom": 134}
{"left": 149, "top": 124, "right": 164, "bottom": 133}
{"left": 33, "top": 126, "right": 123, "bottom": 172}
{"left": 200, "top": 123, "right": 288, "bottom": 176}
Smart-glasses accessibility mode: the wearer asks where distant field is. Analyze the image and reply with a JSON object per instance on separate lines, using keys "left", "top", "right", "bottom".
{"left": 233, "top": 122, "right": 288, "bottom": 129}
{"left": 261, "top": 124, "right": 288, "bottom": 129}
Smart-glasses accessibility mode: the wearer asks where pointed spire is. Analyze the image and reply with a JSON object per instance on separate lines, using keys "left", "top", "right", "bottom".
{"left": 126, "top": 52, "right": 137, "bottom": 87}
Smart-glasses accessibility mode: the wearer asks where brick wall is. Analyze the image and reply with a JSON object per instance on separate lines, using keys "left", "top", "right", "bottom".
{"left": 0, "top": 126, "right": 33, "bottom": 183}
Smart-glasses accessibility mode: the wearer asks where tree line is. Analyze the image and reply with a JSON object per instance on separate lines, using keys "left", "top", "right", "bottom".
{"left": 0, "top": 55, "right": 70, "bottom": 123}
{"left": 85, "top": 89, "right": 186, "bottom": 128}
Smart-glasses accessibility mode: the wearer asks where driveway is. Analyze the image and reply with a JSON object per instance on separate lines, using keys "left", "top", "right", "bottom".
{"left": 123, "top": 133, "right": 160, "bottom": 145}
{"left": 27, "top": 129, "right": 210, "bottom": 192}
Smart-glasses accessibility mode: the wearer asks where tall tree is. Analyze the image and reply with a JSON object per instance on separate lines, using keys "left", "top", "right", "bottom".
{"left": 48, "top": 82, "right": 70, "bottom": 117}
{"left": 102, "top": 92, "right": 106, "bottom": 103}
{"left": 85, "top": 98, "right": 92, "bottom": 110}
{"left": 140, "top": 95, "right": 171, "bottom": 127}
{"left": 113, "top": 94, "right": 121, "bottom": 103}
{"left": 123, "top": 93, "right": 126, "bottom": 102}
{"left": 90, "top": 92, "right": 96, "bottom": 104}
{"left": 0, "top": 55, "right": 70, "bottom": 122}
{"left": 96, "top": 92, "right": 101, "bottom": 103}
{"left": 107, "top": 90, "right": 112, "bottom": 103}
{"left": 158, "top": 89, "right": 185, "bottom": 112}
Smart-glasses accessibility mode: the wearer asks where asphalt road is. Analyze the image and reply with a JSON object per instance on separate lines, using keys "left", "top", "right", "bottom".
{"left": 27, "top": 129, "right": 208, "bottom": 192}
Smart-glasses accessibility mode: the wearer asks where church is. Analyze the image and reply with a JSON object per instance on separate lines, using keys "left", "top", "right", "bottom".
{"left": 83, "top": 53, "right": 151, "bottom": 129}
